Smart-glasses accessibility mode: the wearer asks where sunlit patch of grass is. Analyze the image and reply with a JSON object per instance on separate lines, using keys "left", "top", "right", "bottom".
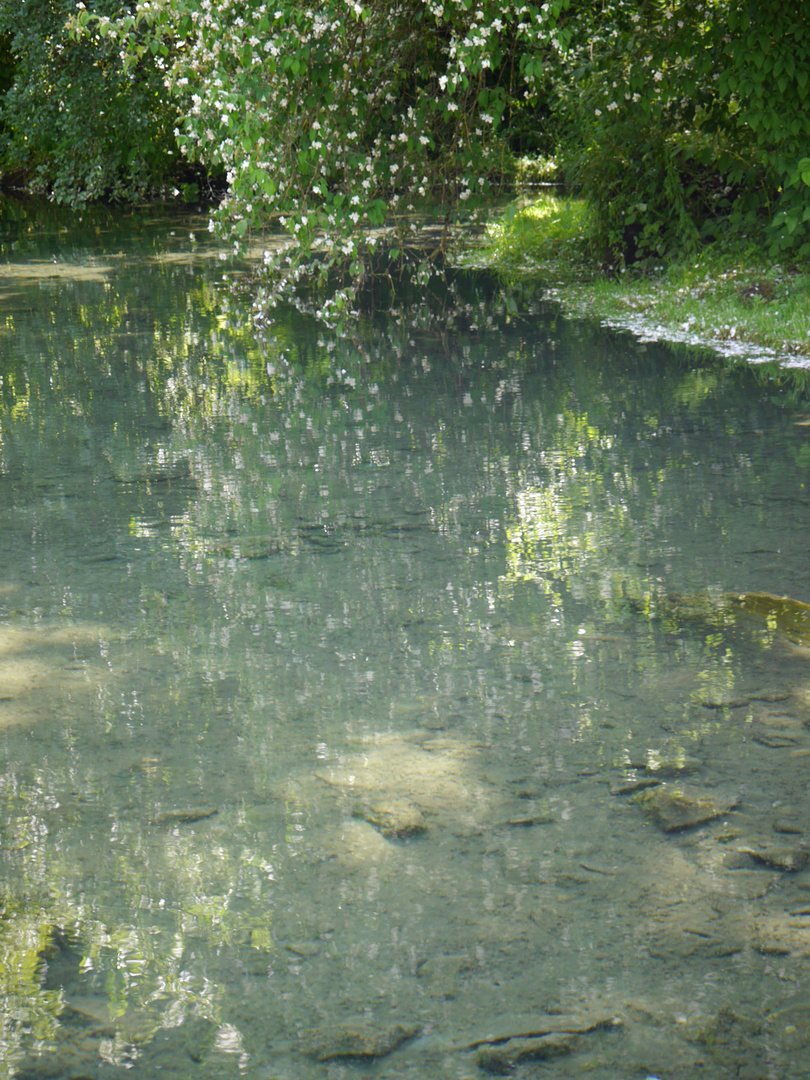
{"left": 468, "top": 193, "right": 810, "bottom": 362}
{"left": 462, "top": 193, "right": 591, "bottom": 281}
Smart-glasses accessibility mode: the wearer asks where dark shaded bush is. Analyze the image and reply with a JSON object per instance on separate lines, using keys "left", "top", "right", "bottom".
{"left": 558, "top": 0, "right": 810, "bottom": 264}
{"left": 0, "top": 0, "right": 177, "bottom": 204}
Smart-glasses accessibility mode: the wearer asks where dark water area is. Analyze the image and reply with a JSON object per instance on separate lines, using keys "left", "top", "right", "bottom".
{"left": 2, "top": 201, "right": 810, "bottom": 1079}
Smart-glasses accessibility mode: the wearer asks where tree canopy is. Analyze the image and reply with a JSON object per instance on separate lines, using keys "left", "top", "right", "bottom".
{"left": 1, "top": 1, "right": 809, "bottom": 316}
{"left": 68, "top": 0, "right": 572, "bottom": 321}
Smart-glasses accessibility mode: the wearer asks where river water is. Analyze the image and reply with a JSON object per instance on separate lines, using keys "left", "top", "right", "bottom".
{"left": 2, "top": 202, "right": 810, "bottom": 1079}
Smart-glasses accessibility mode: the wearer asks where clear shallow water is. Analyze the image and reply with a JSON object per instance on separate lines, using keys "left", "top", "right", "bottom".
{"left": 2, "top": 202, "right": 810, "bottom": 1079}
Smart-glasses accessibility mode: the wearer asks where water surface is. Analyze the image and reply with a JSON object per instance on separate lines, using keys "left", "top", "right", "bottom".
{"left": 2, "top": 201, "right": 810, "bottom": 1079}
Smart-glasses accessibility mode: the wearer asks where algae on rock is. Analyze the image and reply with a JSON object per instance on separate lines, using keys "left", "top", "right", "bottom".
{"left": 633, "top": 784, "right": 739, "bottom": 832}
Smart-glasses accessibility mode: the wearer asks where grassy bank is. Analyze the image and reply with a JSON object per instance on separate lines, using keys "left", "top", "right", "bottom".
{"left": 465, "top": 192, "right": 810, "bottom": 368}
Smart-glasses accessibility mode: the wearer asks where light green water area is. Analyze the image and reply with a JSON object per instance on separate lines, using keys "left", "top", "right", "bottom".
{"left": 2, "top": 202, "right": 810, "bottom": 1080}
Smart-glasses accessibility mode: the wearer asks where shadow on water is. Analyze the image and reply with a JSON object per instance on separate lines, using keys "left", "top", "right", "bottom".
{"left": 3, "top": 198, "right": 810, "bottom": 1079}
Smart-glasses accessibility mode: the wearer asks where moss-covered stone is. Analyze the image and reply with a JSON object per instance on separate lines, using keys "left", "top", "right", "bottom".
{"left": 354, "top": 799, "right": 427, "bottom": 838}
{"left": 302, "top": 1019, "right": 421, "bottom": 1060}
{"left": 633, "top": 784, "right": 738, "bottom": 832}
{"left": 477, "top": 1031, "right": 577, "bottom": 1073}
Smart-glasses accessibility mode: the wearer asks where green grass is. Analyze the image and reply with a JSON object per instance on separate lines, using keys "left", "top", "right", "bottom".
{"left": 466, "top": 192, "right": 810, "bottom": 364}
{"left": 471, "top": 191, "right": 591, "bottom": 282}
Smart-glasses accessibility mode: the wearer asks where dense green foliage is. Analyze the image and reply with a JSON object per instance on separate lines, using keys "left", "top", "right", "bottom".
{"left": 1, "top": 1, "right": 808, "bottom": 307}
{"left": 562, "top": 0, "right": 810, "bottom": 263}
{"left": 71, "top": 0, "right": 571, "bottom": 321}
{"left": 0, "top": 0, "right": 177, "bottom": 203}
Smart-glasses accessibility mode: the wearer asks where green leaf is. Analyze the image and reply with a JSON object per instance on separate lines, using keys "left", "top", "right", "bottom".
{"left": 367, "top": 200, "right": 387, "bottom": 226}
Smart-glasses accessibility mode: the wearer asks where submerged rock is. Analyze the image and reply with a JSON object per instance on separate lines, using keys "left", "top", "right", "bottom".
{"left": 441, "top": 1010, "right": 622, "bottom": 1053}
{"left": 773, "top": 817, "right": 804, "bottom": 835}
{"left": 667, "top": 590, "right": 810, "bottom": 647}
{"left": 148, "top": 806, "right": 218, "bottom": 826}
{"left": 767, "top": 1002, "right": 810, "bottom": 1050}
{"left": 752, "top": 729, "right": 798, "bottom": 748}
{"left": 313, "top": 732, "right": 493, "bottom": 829}
{"left": 684, "top": 1006, "right": 762, "bottom": 1063}
{"left": 302, "top": 1020, "right": 421, "bottom": 1061}
{"left": 740, "top": 844, "right": 809, "bottom": 873}
{"left": 111, "top": 457, "right": 192, "bottom": 485}
{"left": 699, "top": 695, "right": 749, "bottom": 710}
{"left": 416, "top": 953, "right": 473, "bottom": 1000}
{"left": 354, "top": 799, "right": 427, "bottom": 838}
{"left": 477, "top": 1031, "right": 577, "bottom": 1073}
{"left": 731, "top": 591, "right": 810, "bottom": 645}
{"left": 492, "top": 802, "right": 557, "bottom": 827}
{"left": 211, "top": 535, "right": 286, "bottom": 560}
{"left": 752, "top": 914, "right": 810, "bottom": 957}
{"left": 633, "top": 784, "right": 738, "bottom": 832}
{"left": 610, "top": 776, "right": 661, "bottom": 796}
{"left": 748, "top": 688, "right": 792, "bottom": 703}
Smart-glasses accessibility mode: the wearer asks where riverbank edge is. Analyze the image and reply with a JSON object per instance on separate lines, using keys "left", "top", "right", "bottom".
{"left": 545, "top": 278, "right": 810, "bottom": 372}
{"left": 461, "top": 193, "right": 810, "bottom": 372}
{"left": 545, "top": 284, "right": 810, "bottom": 371}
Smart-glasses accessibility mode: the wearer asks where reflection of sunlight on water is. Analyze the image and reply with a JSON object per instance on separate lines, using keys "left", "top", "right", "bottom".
{"left": 215, "top": 1023, "right": 247, "bottom": 1057}
{"left": 4, "top": 216, "right": 810, "bottom": 1078}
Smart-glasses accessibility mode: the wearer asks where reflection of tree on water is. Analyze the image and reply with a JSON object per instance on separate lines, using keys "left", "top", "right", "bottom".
{"left": 4, "top": 212, "right": 810, "bottom": 1077}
